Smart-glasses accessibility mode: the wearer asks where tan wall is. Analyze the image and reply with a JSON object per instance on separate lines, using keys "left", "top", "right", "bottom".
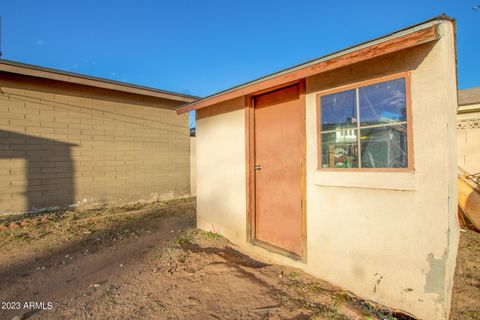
{"left": 304, "top": 21, "right": 458, "bottom": 320}
{"left": 195, "top": 21, "right": 458, "bottom": 320}
{"left": 0, "top": 73, "right": 190, "bottom": 213}
{"left": 190, "top": 136, "right": 196, "bottom": 196}
{"left": 196, "top": 97, "right": 247, "bottom": 244}
{"left": 457, "top": 103, "right": 480, "bottom": 173}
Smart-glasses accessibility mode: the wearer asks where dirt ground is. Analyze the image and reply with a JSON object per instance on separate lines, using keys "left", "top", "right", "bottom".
{"left": 0, "top": 199, "right": 478, "bottom": 320}
{"left": 450, "top": 228, "right": 480, "bottom": 320}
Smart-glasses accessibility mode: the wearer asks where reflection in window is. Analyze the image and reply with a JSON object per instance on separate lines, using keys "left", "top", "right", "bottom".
{"left": 319, "top": 78, "right": 408, "bottom": 169}
{"left": 360, "top": 125, "right": 408, "bottom": 168}
{"left": 359, "top": 78, "right": 406, "bottom": 126}
{"left": 321, "top": 131, "right": 358, "bottom": 168}
{"left": 321, "top": 89, "right": 357, "bottom": 131}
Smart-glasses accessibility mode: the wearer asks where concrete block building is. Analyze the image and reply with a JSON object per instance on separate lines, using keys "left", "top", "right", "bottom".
{"left": 457, "top": 87, "right": 480, "bottom": 173}
{"left": 0, "top": 60, "right": 196, "bottom": 213}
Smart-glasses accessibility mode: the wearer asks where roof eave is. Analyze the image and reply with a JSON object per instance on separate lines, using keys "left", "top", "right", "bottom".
{"left": 0, "top": 59, "right": 199, "bottom": 103}
{"left": 177, "top": 15, "right": 451, "bottom": 114}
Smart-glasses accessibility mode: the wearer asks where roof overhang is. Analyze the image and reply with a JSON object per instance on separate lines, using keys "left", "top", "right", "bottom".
{"left": 177, "top": 16, "right": 451, "bottom": 114}
{"left": 458, "top": 88, "right": 480, "bottom": 106}
{"left": 0, "top": 59, "right": 198, "bottom": 103}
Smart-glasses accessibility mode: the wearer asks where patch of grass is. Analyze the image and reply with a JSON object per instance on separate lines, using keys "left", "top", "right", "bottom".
{"left": 183, "top": 229, "right": 225, "bottom": 243}
{"left": 0, "top": 197, "right": 195, "bottom": 227}
{"left": 68, "top": 213, "right": 81, "bottom": 221}
{"left": 203, "top": 230, "right": 222, "bottom": 240}
{"left": 310, "top": 304, "right": 350, "bottom": 320}
{"left": 288, "top": 271, "right": 300, "bottom": 281}
{"left": 175, "top": 231, "right": 196, "bottom": 246}
{"left": 460, "top": 309, "right": 480, "bottom": 320}
{"left": 279, "top": 271, "right": 393, "bottom": 320}
{"left": 302, "top": 282, "right": 327, "bottom": 294}
{"left": 356, "top": 301, "right": 402, "bottom": 320}
{"left": 178, "top": 252, "right": 189, "bottom": 263}
{"left": 332, "top": 291, "right": 349, "bottom": 306}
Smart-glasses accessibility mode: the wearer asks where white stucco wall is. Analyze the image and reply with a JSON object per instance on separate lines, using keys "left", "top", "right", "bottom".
{"left": 195, "top": 20, "right": 458, "bottom": 320}
{"left": 304, "top": 21, "right": 458, "bottom": 320}
{"left": 196, "top": 98, "right": 247, "bottom": 245}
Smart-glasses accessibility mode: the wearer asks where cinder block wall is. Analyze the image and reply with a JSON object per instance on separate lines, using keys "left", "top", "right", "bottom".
{"left": 0, "top": 72, "right": 190, "bottom": 213}
{"left": 190, "top": 136, "right": 196, "bottom": 196}
{"left": 457, "top": 106, "right": 480, "bottom": 174}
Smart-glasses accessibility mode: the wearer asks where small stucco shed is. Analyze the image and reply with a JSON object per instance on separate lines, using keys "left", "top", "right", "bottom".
{"left": 177, "top": 16, "right": 459, "bottom": 320}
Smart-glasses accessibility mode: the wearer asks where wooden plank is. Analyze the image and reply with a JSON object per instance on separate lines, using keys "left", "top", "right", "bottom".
{"left": 252, "top": 239, "right": 301, "bottom": 261}
{"left": 245, "top": 95, "right": 255, "bottom": 243}
{"left": 458, "top": 177, "right": 480, "bottom": 230}
{"left": 299, "top": 80, "right": 307, "bottom": 262}
{"left": 177, "top": 25, "right": 439, "bottom": 114}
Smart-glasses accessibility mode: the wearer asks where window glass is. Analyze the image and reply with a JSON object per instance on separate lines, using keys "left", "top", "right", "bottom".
{"left": 321, "top": 131, "right": 358, "bottom": 168}
{"left": 321, "top": 89, "right": 357, "bottom": 131}
{"left": 319, "top": 77, "right": 409, "bottom": 170}
{"left": 359, "top": 78, "right": 406, "bottom": 126}
{"left": 360, "top": 124, "right": 408, "bottom": 168}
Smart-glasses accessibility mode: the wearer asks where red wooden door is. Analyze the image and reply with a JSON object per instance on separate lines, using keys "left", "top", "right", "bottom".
{"left": 253, "top": 84, "right": 304, "bottom": 256}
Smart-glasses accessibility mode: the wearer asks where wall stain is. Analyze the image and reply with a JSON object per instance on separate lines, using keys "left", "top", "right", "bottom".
{"left": 424, "top": 249, "right": 447, "bottom": 305}
{"left": 373, "top": 274, "right": 383, "bottom": 293}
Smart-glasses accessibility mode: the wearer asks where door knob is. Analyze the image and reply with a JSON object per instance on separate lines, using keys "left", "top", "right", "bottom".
{"left": 254, "top": 164, "right": 262, "bottom": 171}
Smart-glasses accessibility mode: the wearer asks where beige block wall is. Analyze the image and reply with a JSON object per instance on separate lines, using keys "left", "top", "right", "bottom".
{"left": 457, "top": 104, "right": 480, "bottom": 173}
{"left": 0, "top": 73, "right": 190, "bottom": 213}
{"left": 196, "top": 21, "right": 458, "bottom": 320}
{"left": 190, "top": 136, "right": 196, "bottom": 196}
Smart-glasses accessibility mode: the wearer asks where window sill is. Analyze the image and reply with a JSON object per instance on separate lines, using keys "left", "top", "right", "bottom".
{"left": 313, "top": 170, "right": 417, "bottom": 191}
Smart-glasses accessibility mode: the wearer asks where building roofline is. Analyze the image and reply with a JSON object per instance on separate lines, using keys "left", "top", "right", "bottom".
{"left": 177, "top": 14, "right": 453, "bottom": 114}
{"left": 0, "top": 59, "right": 199, "bottom": 103}
{"left": 458, "top": 87, "right": 480, "bottom": 106}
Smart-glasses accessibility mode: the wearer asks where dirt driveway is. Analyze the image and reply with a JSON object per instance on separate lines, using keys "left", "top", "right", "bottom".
{"left": 0, "top": 198, "right": 478, "bottom": 320}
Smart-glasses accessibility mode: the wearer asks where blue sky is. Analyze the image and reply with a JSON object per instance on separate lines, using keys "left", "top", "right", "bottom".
{"left": 1, "top": 1, "right": 479, "bottom": 126}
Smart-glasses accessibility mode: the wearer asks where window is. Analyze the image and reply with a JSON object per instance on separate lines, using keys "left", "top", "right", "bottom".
{"left": 318, "top": 76, "right": 411, "bottom": 170}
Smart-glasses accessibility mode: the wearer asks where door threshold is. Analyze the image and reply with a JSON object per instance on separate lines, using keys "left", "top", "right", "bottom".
{"left": 252, "top": 239, "right": 302, "bottom": 262}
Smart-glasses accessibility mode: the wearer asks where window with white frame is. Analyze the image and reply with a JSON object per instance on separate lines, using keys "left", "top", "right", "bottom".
{"left": 318, "top": 77, "right": 410, "bottom": 169}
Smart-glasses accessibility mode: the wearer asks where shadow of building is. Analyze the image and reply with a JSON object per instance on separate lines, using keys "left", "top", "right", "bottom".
{"left": 0, "top": 130, "right": 77, "bottom": 213}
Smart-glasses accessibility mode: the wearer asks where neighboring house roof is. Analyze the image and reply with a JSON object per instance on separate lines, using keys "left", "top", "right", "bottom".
{"left": 176, "top": 15, "right": 454, "bottom": 114}
{"left": 0, "top": 59, "right": 199, "bottom": 103}
{"left": 459, "top": 87, "right": 480, "bottom": 106}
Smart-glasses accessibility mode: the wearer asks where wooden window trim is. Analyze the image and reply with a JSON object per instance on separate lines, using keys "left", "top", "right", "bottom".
{"left": 315, "top": 72, "right": 414, "bottom": 172}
